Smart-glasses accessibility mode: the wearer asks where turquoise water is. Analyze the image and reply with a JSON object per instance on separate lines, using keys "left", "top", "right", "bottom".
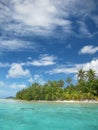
{"left": 0, "top": 100, "right": 98, "bottom": 130}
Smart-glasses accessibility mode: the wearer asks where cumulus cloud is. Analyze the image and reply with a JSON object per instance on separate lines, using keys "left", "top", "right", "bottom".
{"left": 49, "top": 59, "right": 98, "bottom": 75}
{"left": 79, "top": 45, "right": 98, "bottom": 54}
{"left": 7, "top": 63, "right": 31, "bottom": 78}
{"left": 28, "top": 74, "right": 45, "bottom": 85}
{"left": 83, "top": 59, "right": 98, "bottom": 73}
{"left": 28, "top": 54, "right": 56, "bottom": 66}
{"left": 14, "top": 0, "right": 57, "bottom": 28}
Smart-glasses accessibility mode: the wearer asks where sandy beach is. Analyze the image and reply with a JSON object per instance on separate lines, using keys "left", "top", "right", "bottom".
{"left": 0, "top": 99, "right": 98, "bottom": 103}
{"left": 55, "top": 100, "right": 98, "bottom": 103}
{"left": 17, "top": 99, "right": 98, "bottom": 103}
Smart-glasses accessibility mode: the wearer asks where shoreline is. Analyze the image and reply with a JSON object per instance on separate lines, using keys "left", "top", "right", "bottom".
{"left": 34, "top": 100, "right": 98, "bottom": 103}
{"left": 1, "top": 99, "right": 98, "bottom": 103}
{"left": 55, "top": 100, "right": 98, "bottom": 103}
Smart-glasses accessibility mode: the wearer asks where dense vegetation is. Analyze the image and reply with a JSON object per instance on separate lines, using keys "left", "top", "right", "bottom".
{"left": 16, "top": 69, "right": 98, "bottom": 101}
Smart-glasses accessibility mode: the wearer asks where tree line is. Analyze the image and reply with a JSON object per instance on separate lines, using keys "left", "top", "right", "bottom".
{"left": 16, "top": 69, "right": 98, "bottom": 101}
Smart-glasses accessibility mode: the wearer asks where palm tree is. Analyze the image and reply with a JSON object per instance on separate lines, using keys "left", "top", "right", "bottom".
{"left": 58, "top": 79, "right": 64, "bottom": 88}
{"left": 66, "top": 77, "right": 72, "bottom": 86}
{"left": 77, "top": 69, "right": 85, "bottom": 82}
{"left": 86, "top": 69, "right": 96, "bottom": 81}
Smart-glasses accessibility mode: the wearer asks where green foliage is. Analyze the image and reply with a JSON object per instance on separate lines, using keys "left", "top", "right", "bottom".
{"left": 86, "top": 69, "right": 96, "bottom": 82}
{"left": 66, "top": 77, "right": 72, "bottom": 86}
{"left": 16, "top": 69, "right": 98, "bottom": 101}
{"left": 77, "top": 69, "right": 86, "bottom": 84}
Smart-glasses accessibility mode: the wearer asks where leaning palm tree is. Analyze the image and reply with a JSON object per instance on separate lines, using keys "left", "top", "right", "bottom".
{"left": 86, "top": 69, "right": 96, "bottom": 81}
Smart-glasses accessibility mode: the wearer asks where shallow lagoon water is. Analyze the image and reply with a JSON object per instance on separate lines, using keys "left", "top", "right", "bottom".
{"left": 0, "top": 100, "right": 98, "bottom": 130}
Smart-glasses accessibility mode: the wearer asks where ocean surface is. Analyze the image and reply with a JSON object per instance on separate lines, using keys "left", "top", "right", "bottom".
{"left": 0, "top": 100, "right": 98, "bottom": 130}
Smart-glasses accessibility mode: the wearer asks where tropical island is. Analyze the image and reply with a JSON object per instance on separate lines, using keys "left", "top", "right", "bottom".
{"left": 16, "top": 69, "right": 98, "bottom": 101}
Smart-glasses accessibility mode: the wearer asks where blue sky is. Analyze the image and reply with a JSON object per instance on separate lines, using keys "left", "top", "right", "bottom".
{"left": 0, "top": 0, "right": 98, "bottom": 98}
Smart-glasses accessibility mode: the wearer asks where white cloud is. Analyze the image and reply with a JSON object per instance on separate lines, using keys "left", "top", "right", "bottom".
{"left": 28, "top": 78, "right": 34, "bottom": 84}
{"left": 0, "top": 0, "right": 71, "bottom": 35}
{"left": 7, "top": 63, "right": 31, "bottom": 78}
{"left": 0, "top": 0, "right": 97, "bottom": 36}
{"left": 0, "top": 79, "right": 26, "bottom": 98}
{"left": 0, "top": 54, "right": 56, "bottom": 68}
{"left": 0, "top": 81, "right": 26, "bottom": 98}
{"left": 79, "top": 45, "right": 98, "bottom": 54}
{"left": 0, "top": 80, "right": 26, "bottom": 89}
{"left": 0, "top": 40, "right": 26, "bottom": 50}
{"left": 28, "top": 54, "right": 56, "bottom": 66}
{"left": 83, "top": 59, "right": 98, "bottom": 74}
{"left": 49, "top": 66, "right": 77, "bottom": 75}
{"left": 0, "top": 39, "right": 37, "bottom": 52}
{"left": 78, "top": 21, "right": 91, "bottom": 37}
{"left": 28, "top": 74, "right": 45, "bottom": 85}
{"left": 14, "top": 0, "right": 56, "bottom": 28}
{"left": 49, "top": 59, "right": 98, "bottom": 75}
{"left": 0, "top": 90, "right": 12, "bottom": 98}
{"left": 10, "top": 83, "right": 26, "bottom": 89}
